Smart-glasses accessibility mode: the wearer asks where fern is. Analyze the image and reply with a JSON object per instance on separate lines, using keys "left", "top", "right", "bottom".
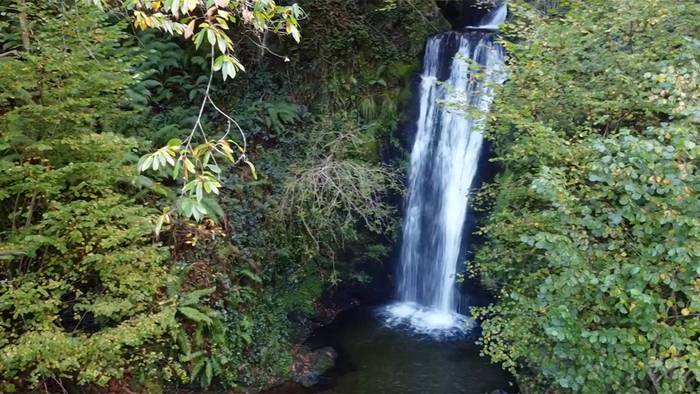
{"left": 380, "top": 94, "right": 398, "bottom": 120}
{"left": 165, "top": 269, "right": 228, "bottom": 390}
{"left": 260, "top": 101, "right": 303, "bottom": 133}
{"left": 359, "top": 96, "right": 378, "bottom": 120}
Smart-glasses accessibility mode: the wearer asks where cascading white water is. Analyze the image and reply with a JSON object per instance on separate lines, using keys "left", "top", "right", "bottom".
{"left": 380, "top": 15, "right": 505, "bottom": 338}
{"left": 475, "top": 2, "right": 507, "bottom": 30}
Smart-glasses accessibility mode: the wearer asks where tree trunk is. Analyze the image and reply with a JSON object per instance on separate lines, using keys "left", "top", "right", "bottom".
{"left": 17, "top": 0, "right": 31, "bottom": 51}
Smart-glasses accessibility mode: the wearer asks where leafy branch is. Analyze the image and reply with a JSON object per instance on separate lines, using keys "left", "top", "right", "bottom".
{"left": 87, "top": 0, "right": 306, "bottom": 230}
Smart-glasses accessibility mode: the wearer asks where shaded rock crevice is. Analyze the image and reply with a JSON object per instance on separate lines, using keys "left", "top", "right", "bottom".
{"left": 436, "top": 0, "right": 498, "bottom": 29}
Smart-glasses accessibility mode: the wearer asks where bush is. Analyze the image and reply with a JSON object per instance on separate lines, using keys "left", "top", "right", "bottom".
{"left": 474, "top": 1, "right": 700, "bottom": 392}
{"left": 0, "top": 5, "right": 174, "bottom": 391}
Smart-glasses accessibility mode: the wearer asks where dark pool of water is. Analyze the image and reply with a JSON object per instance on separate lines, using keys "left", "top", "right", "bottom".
{"left": 293, "top": 307, "right": 517, "bottom": 394}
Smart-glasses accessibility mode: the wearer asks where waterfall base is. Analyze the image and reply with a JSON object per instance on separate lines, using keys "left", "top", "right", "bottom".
{"left": 376, "top": 302, "right": 474, "bottom": 339}
{"left": 294, "top": 307, "right": 516, "bottom": 393}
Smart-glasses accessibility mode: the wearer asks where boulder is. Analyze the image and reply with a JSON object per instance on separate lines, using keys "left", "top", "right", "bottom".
{"left": 290, "top": 346, "right": 338, "bottom": 387}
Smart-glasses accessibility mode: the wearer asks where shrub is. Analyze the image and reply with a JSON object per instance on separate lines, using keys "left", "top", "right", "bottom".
{"left": 474, "top": 1, "right": 700, "bottom": 392}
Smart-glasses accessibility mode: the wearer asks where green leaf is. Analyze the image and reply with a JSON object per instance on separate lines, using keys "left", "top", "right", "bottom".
{"left": 238, "top": 269, "right": 262, "bottom": 283}
{"left": 180, "top": 288, "right": 216, "bottom": 306}
{"left": 173, "top": 159, "right": 182, "bottom": 179}
{"left": 216, "top": 34, "right": 227, "bottom": 53}
{"left": 178, "top": 306, "right": 213, "bottom": 325}
{"left": 207, "top": 29, "right": 216, "bottom": 46}
{"left": 213, "top": 55, "right": 225, "bottom": 71}
{"left": 191, "top": 358, "right": 205, "bottom": 380}
{"left": 203, "top": 359, "right": 213, "bottom": 388}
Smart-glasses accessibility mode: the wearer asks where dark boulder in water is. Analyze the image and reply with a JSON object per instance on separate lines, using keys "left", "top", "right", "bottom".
{"left": 291, "top": 346, "right": 338, "bottom": 387}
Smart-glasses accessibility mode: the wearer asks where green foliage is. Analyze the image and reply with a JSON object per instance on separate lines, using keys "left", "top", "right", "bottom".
{"left": 210, "top": 0, "right": 441, "bottom": 291}
{"left": 134, "top": 32, "right": 210, "bottom": 106}
{"left": 279, "top": 273, "right": 324, "bottom": 314}
{"left": 166, "top": 273, "right": 227, "bottom": 389}
{"left": 219, "top": 293, "right": 295, "bottom": 389}
{"left": 288, "top": 0, "right": 444, "bottom": 106}
{"left": 163, "top": 233, "right": 298, "bottom": 390}
{"left": 1, "top": 0, "right": 448, "bottom": 391}
{"left": 279, "top": 115, "right": 403, "bottom": 256}
{"left": 259, "top": 101, "right": 303, "bottom": 133}
{"left": 473, "top": 1, "right": 700, "bottom": 392}
{"left": 0, "top": 4, "right": 175, "bottom": 391}
{"left": 107, "top": 0, "right": 304, "bottom": 81}
{"left": 121, "top": 4, "right": 446, "bottom": 389}
{"left": 122, "top": 0, "right": 306, "bottom": 224}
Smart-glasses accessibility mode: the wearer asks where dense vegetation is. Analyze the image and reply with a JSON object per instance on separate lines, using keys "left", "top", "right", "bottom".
{"left": 0, "top": 0, "right": 443, "bottom": 392}
{"left": 474, "top": 0, "right": 699, "bottom": 393}
{"left": 2, "top": 0, "right": 697, "bottom": 393}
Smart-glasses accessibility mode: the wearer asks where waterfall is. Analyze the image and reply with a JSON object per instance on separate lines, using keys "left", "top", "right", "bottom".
{"left": 380, "top": 14, "right": 505, "bottom": 338}
{"left": 476, "top": 2, "right": 507, "bottom": 30}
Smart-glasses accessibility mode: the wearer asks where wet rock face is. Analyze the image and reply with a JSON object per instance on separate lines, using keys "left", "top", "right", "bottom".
{"left": 291, "top": 346, "right": 338, "bottom": 387}
{"left": 436, "top": 0, "right": 494, "bottom": 29}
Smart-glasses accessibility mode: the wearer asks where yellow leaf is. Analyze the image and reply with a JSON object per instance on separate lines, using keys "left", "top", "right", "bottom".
{"left": 184, "top": 20, "right": 196, "bottom": 39}
{"left": 244, "top": 160, "right": 257, "bottom": 180}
